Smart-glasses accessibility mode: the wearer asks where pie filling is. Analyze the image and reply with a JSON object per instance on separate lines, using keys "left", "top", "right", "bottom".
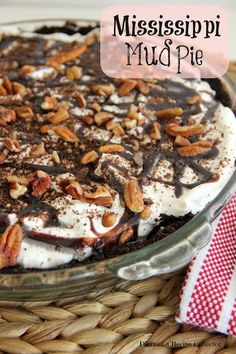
{"left": 0, "top": 24, "right": 235, "bottom": 270}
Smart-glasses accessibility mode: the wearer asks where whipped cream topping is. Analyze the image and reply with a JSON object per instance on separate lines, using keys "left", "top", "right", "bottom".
{"left": 0, "top": 25, "right": 235, "bottom": 270}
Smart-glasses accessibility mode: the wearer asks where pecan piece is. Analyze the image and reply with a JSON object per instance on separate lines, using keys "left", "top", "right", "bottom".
{"left": 140, "top": 206, "right": 151, "bottom": 220}
{"left": 66, "top": 66, "right": 82, "bottom": 80}
{"left": 112, "top": 123, "right": 125, "bottom": 137}
{"left": 137, "top": 80, "right": 150, "bottom": 95}
{"left": 99, "top": 144, "right": 125, "bottom": 154}
{"left": 165, "top": 123, "right": 204, "bottom": 137}
{"left": 91, "top": 83, "right": 115, "bottom": 96}
{"left": 84, "top": 186, "right": 113, "bottom": 207}
{"left": 13, "top": 82, "right": 27, "bottom": 96}
{"left": 46, "top": 109, "right": 69, "bottom": 124}
{"left": 52, "top": 151, "right": 60, "bottom": 164}
{"left": 65, "top": 181, "right": 83, "bottom": 199}
{"left": 47, "top": 45, "right": 87, "bottom": 70}
{"left": 118, "top": 79, "right": 137, "bottom": 96}
{"left": 31, "top": 170, "right": 52, "bottom": 197}
{"left": 124, "top": 179, "right": 144, "bottom": 213}
{"left": 30, "top": 143, "right": 46, "bottom": 157}
{"left": 81, "top": 150, "right": 99, "bottom": 164}
{"left": 0, "top": 224, "right": 22, "bottom": 269}
{"left": 156, "top": 107, "right": 183, "bottom": 119}
{"left": 102, "top": 212, "right": 117, "bottom": 227}
{"left": 178, "top": 144, "right": 212, "bottom": 157}
{"left": 9, "top": 182, "right": 27, "bottom": 199}
{"left": 2, "top": 75, "right": 13, "bottom": 94}
{"left": 16, "top": 106, "right": 34, "bottom": 121}
{"left": 4, "top": 137, "right": 21, "bottom": 152}
{"left": 81, "top": 115, "right": 94, "bottom": 126}
{"left": 0, "top": 107, "right": 16, "bottom": 123}
{"left": 119, "top": 228, "right": 133, "bottom": 245}
{"left": 53, "top": 126, "right": 79, "bottom": 143}
{"left": 76, "top": 93, "right": 86, "bottom": 108}
{"left": 94, "top": 111, "right": 114, "bottom": 126}
{"left": 7, "top": 175, "right": 30, "bottom": 186}
{"left": 41, "top": 96, "right": 58, "bottom": 110}
{"left": 0, "top": 153, "right": 6, "bottom": 164}
{"left": 187, "top": 95, "right": 202, "bottom": 105}
{"left": 150, "top": 122, "right": 161, "bottom": 140}
{"left": 0, "top": 86, "right": 7, "bottom": 96}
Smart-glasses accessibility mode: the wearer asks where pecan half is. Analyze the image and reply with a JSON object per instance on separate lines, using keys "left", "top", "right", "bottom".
{"left": 99, "top": 144, "right": 125, "bottom": 153}
{"left": 53, "top": 125, "right": 79, "bottom": 143}
{"left": 84, "top": 186, "right": 113, "bottom": 207}
{"left": 94, "top": 111, "right": 114, "bottom": 126}
{"left": 124, "top": 179, "right": 144, "bottom": 213}
{"left": 0, "top": 107, "right": 16, "bottom": 123}
{"left": 178, "top": 144, "right": 212, "bottom": 157}
{"left": 118, "top": 79, "right": 137, "bottom": 96}
{"left": 46, "top": 109, "right": 69, "bottom": 124}
{"left": 13, "top": 82, "right": 27, "bottom": 96}
{"left": 119, "top": 228, "right": 133, "bottom": 245}
{"left": 155, "top": 107, "right": 183, "bottom": 119}
{"left": 0, "top": 224, "right": 22, "bottom": 269}
{"left": 165, "top": 123, "right": 204, "bottom": 137}
{"left": 47, "top": 45, "right": 87, "bottom": 70}
{"left": 16, "top": 106, "right": 34, "bottom": 121}
{"left": 80, "top": 150, "right": 99, "bottom": 164}
{"left": 31, "top": 170, "right": 52, "bottom": 197}
{"left": 102, "top": 212, "right": 117, "bottom": 227}
{"left": 4, "top": 138, "right": 21, "bottom": 152}
{"left": 2, "top": 75, "right": 13, "bottom": 94}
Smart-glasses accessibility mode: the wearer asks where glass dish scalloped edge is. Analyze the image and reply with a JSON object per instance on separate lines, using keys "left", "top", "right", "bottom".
{"left": 0, "top": 19, "right": 235, "bottom": 301}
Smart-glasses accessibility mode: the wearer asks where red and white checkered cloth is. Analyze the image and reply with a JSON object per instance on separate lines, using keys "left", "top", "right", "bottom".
{"left": 176, "top": 193, "right": 236, "bottom": 336}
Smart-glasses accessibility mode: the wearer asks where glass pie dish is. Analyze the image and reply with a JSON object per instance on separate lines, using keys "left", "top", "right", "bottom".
{"left": 0, "top": 19, "right": 235, "bottom": 301}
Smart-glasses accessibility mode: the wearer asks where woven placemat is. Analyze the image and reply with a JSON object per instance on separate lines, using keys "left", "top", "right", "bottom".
{"left": 0, "top": 269, "right": 235, "bottom": 354}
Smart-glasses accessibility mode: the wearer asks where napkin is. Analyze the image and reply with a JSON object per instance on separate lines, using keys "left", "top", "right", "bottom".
{"left": 176, "top": 193, "right": 236, "bottom": 336}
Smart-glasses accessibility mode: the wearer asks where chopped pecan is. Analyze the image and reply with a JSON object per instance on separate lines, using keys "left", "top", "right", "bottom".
{"left": 106, "top": 121, "right": 116, "bottom": 131}
{"left": 30, "top": 143, "right": 46, "bottom": 157}
{"left": 118, "top": 79, "right": 137, "bottom": 96}
{"left": 0, "top": 224, "right": 22, "bottom": 269}
{"left": 16, "top": 106, "right": 34, "bottom": 121}
{"left": 124, "top": 179, "right": 144, "bottom": 213}
{"left": 20, "top": 65, "right": 36, "bottom": 76}
{"left": 2, "top": 75, "right": 13, "bottom": 94}
{"left": 112, "top": 123, "right": 125, "bottom": 137}
{"left": 137, "top": 80, "right": 150, "bottom": 95}
{"left": 150, "top": 122, "right": 161, "bottom": 140}
{"left": 0, "top": 153, "right": 6, "bottom": 164}
{"left": 66, "top": 66, "right": 82, "bottom": 80}
{"left": 41, "top": 96, "right": 58, "bottom": 110}
{"left": 119, "top": 228, "right": 133, "bottom": 245}
{"left": 47, "top": 44, "right": 87, "bottom": 70}
{"left": 46, "top": 109, "right": 69, "bottom": 124}
{"left": 0, "top": 85, "right": 7, "bottom": 96}
{"left": 80, "top": 150, "right": 99, "bottom": 164}
{"left": 40, "top": 124, "right": 55, "bottom": 134}
{"left": 102, "top": 212, "right": 117, "bottom": 227}
{"left": 94, "top": 111, "right": 114, "bottom": 126}
{"left": 81, "top": 115, "right": 94, "bottom": 126}
{"left": 76, "top": 93, "right": 86, "bottom": 108}
{"left": 155, "top": 107, "right": 183, "bottom": 119}
{"left": 123, "top": 118, "right": 137, "bottom": 129}
{"left": 99, "top": 144, "right": 125, "bottom": 153}
{"left": 13, "top": 82, "right": 27, "bottom": 96}
{"left": 91, "top": 83, "right": 115, "bottom": 96}
{"left": 84, "top": 186, "right": 113, "bottom": 207}
{"left": 140, "top": 206, "right": 151, "bottom": 220}
{"left": 52, "top": 151, "right": 60, "bottom": 164}
{"left": 174, "top": 135, "right": 191, "bottom": 146}
{"left": 53, "top": 125, "right": 79, "bottom": 143}
{"left": 65, "top": 181, "right": 83, "bottom": 199}
{"left": 4, "top": 137, "right": 21, "bottom": 152}
{"left": 9, "top": 182, "right": 27, "bottom": 199}
{"left": 91, "top": 102, "right": 101, "bottom": 112}
{"left": 178, "top": 144, "right": 212, "bottom": 157}
{"left": 133, "top": 152, "right": 143, "bottom": 167}
{"left": 165, "top": 123, "right": 204, "bottom": 137}
{"left": 0, "top": 107, "right": 16, "bottom": 123}
{"left": 187, "top": 95, "right": 202, "bottom": 105}
{"left": 31, "top": 170, "right": 52, "bottom": 197}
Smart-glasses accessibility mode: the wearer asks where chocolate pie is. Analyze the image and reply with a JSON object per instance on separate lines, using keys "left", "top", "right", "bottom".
{"left": 0, "top": 23, "right": 235, "bottom": 271}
